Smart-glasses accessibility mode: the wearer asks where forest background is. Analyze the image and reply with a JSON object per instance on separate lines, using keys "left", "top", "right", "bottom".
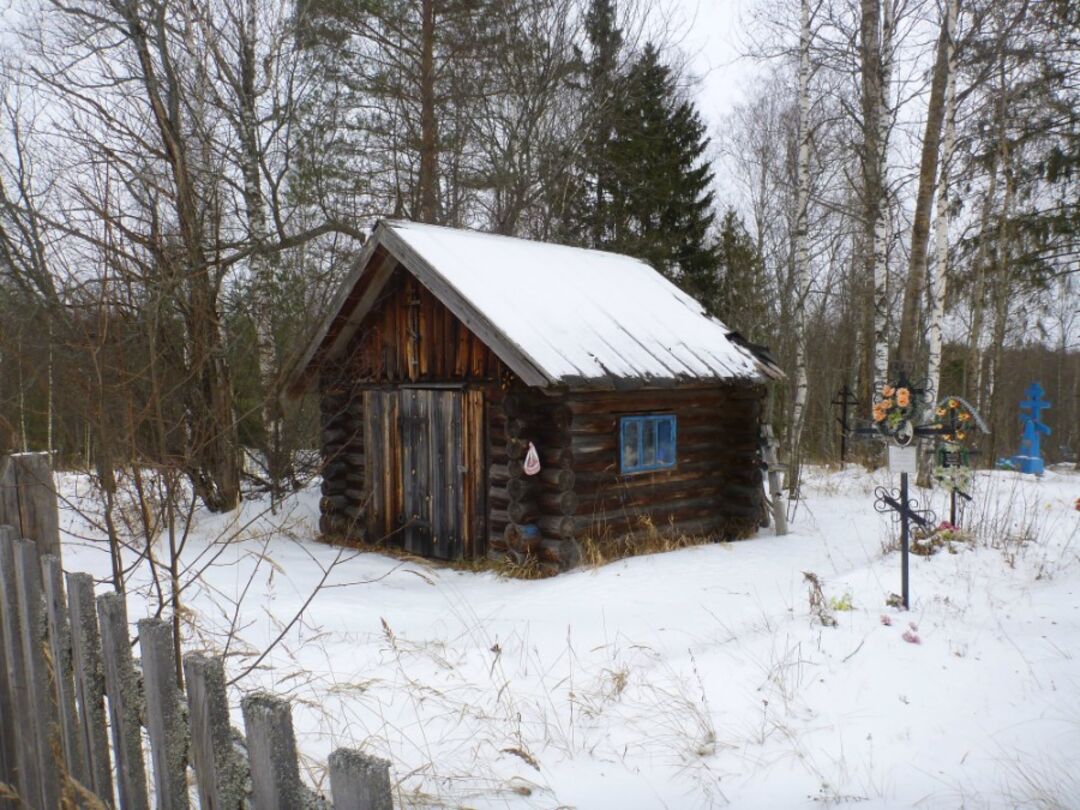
{"left": 0, "top": 0, "right": 1076, "bottom": 515}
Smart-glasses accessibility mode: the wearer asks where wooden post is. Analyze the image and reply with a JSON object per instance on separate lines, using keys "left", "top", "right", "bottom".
{"left": 138, "top": 619, "right": 190, "bottom": 810}
{"left": 12, "top": 537, "right": 61, "bottom": 810}
{"left": 0, "top": 526, "right": 32, "bottom": 809}
{"left": 183, "top": 654, "right": 246, "bottom": 810}
{"left": 97, "top": 592, "right": 150, "bottom": 810}
{"left": 41, "top": 555, "right": 87, "bottom": 788}
{"left": 0, "top": 453, "right": 61, "bottom": 559}
{"left": 241, "top": 692, "right": 303, "bottom": 810}
{"left": 328, "top": 748, "right": 393, "bottom": 810}
{"left": 66, "top": 572, "right": 113, "bottom": 804}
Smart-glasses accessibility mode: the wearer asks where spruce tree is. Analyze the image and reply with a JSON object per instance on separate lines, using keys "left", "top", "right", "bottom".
{"left": 602, "top": 44, "right": 720, "bottom": 303}
{"left": 564, "top": 0, "right": 624, "bottom": 247}
{"left": 714, "top": 209, "right": 768, "bottom": 337}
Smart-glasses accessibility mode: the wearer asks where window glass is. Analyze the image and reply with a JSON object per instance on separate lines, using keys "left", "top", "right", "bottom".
{"left": 622, "top": 419, "right": 640, "bottom": 469}
{"left": 619, "top": 414, "right": 676, "bottom": 473}
{"left": 656, "top": 417, "right": 675, "bottom": 465}
{"left": 642, "top": 420, "right": 657, "bottom": 467}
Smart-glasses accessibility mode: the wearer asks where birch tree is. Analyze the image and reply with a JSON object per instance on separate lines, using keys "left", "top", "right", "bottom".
{"left": 895, "top": 3, "right": 956, "bottom": 369}
{"left": 862, "top": 0, "right": 894, "bottom": 396}
{"left": 925, "top": 0, "right": 959, "bottom": 405}
{"left": 787, "top": 0, "right": 814, "bottom": 494}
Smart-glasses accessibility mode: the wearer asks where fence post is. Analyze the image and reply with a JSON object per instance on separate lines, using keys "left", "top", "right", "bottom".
{"left": 97, "top": 592, "right": 149, "bottom": 810}
{"left": 66, "top": 572, "right": 114, "bottom": 805}
{"left": 0, "top": 453, "right": 61, "bottom": 559}
{"left": 12, "top": 537, "right": 61, "bottom": 809}
{"left": 137, "top": 619, "right": 190, "bottom": 810}
{"left": 41, "top": 554, "right": 87, "bottom": 791}
{"left": 241, "top": 692, "right": 304, "bottom": 810}
{"left": 183, "top": 654, "right": 246, "bottom": 809}
{"left": 0, "top": 526, "right": 26, "bottom": 809}
{"left": 328, "top": 748, "right": 393, "bottom": 810}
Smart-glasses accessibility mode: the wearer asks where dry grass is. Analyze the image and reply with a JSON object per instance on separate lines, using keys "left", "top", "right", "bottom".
{"left": 578, "top": 514, "right": 726, "bottom": 569}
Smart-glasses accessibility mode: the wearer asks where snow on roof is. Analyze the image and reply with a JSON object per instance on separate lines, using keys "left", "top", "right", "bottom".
{"left": 289, "top": 220, "right": 775, "bottom": 393}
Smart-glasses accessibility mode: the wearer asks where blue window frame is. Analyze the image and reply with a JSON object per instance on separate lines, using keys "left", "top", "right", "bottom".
{"left": 620, "top": 414, "right": 677, "bottom": 474}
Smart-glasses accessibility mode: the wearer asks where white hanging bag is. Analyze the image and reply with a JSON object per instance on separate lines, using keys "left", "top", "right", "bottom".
{"left": 523, "top": 441, "right": 541, "bottom": 476}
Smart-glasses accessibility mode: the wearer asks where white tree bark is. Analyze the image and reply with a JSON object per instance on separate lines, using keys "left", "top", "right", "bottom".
{"left": 926, "top": 0, "right": 958, "bottom": 405}
{"left": 789, "top": 0, "right": 812, "bottom": 495}
{"left": 872, "top": 0, "right": 894, "bottom": 392}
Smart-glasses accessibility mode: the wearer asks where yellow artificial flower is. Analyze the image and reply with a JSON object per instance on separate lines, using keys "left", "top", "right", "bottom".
{"left": 948, "top": 398, "right": 959, "bottom": 408}
{"left": 936, "top": 407, "right": 947, "bottom": 416}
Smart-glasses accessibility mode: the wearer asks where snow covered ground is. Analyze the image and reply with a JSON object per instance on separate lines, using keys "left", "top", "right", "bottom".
{"left": 57, "top": 466, "right": 1080, "bottom": 809}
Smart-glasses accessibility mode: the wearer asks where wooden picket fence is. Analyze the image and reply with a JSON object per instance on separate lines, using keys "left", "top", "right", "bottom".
{"left": 0, "top": 525, "right": 393, "bottom": 809}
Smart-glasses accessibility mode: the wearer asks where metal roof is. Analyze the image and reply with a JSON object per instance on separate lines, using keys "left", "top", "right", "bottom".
{"left": 285, "top": 220, "right": 780, "bottom": 395}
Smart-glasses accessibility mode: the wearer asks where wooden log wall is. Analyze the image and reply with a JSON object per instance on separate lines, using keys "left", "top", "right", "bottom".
{"left": 318, "top": 264, "right": 514, "bottom": 547}
{"left": 318, "top": 368, "right": 365, "bottom": 539}
{"left": 486, "top": 388, "right": 580, "bottom": 575}
{"left": 565, "top": 384, "right": 766, "bottom": 549}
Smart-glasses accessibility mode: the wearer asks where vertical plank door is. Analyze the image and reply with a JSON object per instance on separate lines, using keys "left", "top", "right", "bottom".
{"left": 401, "top": 390, "right": 466, "bottom": 560}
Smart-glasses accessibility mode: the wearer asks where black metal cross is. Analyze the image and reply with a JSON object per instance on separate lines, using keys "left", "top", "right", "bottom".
{"left": 874, "top": 480, "right": 937, "bottom": 610}
{"left": 852, "top": 367, "right": 945, "bottom": 611}
{"left": 831, "top": 385, "right": 858, "bottom": 467}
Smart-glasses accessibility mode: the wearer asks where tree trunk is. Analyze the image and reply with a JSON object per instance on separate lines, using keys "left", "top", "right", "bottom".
{"left": 925, "top": 0, "right": 957, "bottom": 405}
{"left": 235, "top": 0, "right": 287, "bottom": 504}
{"left": 122, "top": 0, "right": 241, "bottom": 512}
{"left": 919, "top": 0, "right": 958, "bottom": 486}
{"left": 861, "top": 0, "right": 892, "bottom": 396}
{"left": 787, "top": 0, "right": 812, "bottom": 497}
{"left": 965, "top": 158, "right": 997, "bottom": 408}
{"left": 418, "top": 0, "right": 439, "bottom": 223}
{"left": 895, "top": 7, "right": 955, "bottom": 368}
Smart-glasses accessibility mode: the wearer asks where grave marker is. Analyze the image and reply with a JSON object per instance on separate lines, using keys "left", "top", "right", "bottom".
{"left": 1013, "top": 382, "right": 1051, "bottom": 475}
{"left": 856, "top": 368, "right": 943, "bottom": 609}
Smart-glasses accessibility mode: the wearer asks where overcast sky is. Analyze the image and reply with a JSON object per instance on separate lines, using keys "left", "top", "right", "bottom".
{"left": 668, "top": 0, "right": 761, "bottom": 126}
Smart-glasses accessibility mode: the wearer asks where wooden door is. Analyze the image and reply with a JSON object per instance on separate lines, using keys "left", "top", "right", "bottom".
{"left": 364, "top": 387, "right": 485, "bottom": 559}
{"left": 363, "top": 390, "right": 402, "bottom": 543}
{"left": 401, "top": 389, "right": 464, "bottom": 559}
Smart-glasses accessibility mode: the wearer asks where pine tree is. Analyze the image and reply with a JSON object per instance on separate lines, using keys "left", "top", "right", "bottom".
{"left": 602, "top": 43, "right": 720, "bottom": 301}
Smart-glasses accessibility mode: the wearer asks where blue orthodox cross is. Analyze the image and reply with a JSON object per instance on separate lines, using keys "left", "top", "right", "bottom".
{"left": 1015, "top": 382, "right": 1051, "bottom": 475}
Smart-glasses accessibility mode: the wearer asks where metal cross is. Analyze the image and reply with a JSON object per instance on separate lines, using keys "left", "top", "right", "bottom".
{"left": 831, "top": 385, "right": 858, "bottom": 467}
{"left": 874, "top": 480, "right": 938, "bottom": 610}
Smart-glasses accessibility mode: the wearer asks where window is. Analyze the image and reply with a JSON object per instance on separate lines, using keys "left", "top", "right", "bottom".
{"left": 620, "top": 414, "right": 677, "bottom": 474}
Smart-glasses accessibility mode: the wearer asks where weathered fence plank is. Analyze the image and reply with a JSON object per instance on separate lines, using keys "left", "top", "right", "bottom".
{"left": 138, "top": 618, "right": 190, "bottom": 810}
{"left": 0, "top": 526, "right": 23, "bottom": 809}
{"left": 184, "top": 654, "right": 246, "bottom": 809}
{"left": 98, "top": 592, "right": 150, "bottom": 810}
{"left": 0, "top": 454, "right": 61, "bottom": 559}
{"left": 241, "top": 692, "right": 304, "bottom": 810}
{"left": 0, "top": 466, "right": 18, "bottom": 539}
{"left": 42, "top": 554, "right": 87, "bottom": 791}
{"left": 328, "top": 748, "right": 393, "bottom": 810}
{"left": 66, "top": 572, "right": 113, "bottom": 804}
{"left": 13, "top": 536, "right": 61, "bottom": 810}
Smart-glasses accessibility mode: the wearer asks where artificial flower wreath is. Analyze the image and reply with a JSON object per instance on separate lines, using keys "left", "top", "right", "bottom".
{"left": 872, "top": 383, "right": 916, "bottom": 444}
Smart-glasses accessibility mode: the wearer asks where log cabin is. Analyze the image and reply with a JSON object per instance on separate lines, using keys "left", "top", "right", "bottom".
{"left": 284, "top": 220, "right": 783, "bottom": 573}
